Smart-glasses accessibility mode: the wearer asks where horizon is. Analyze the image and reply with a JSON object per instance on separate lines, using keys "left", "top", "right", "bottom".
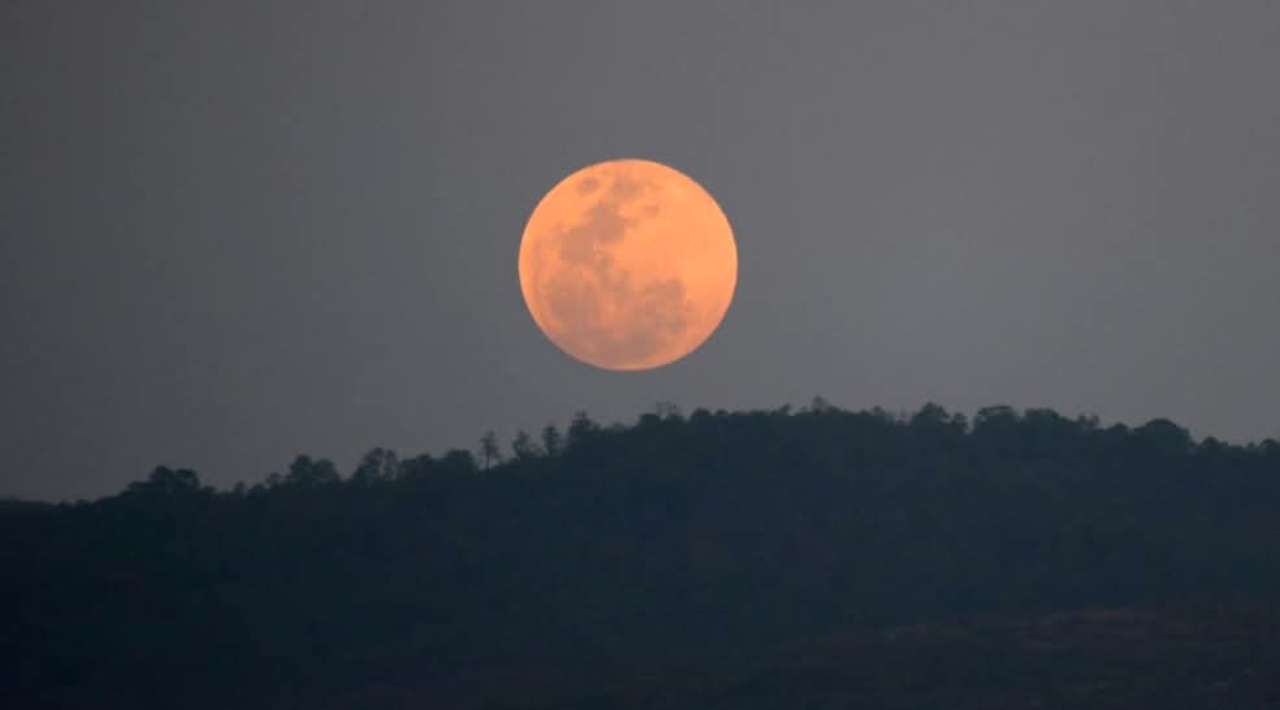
{"left": 10, "top": 398, "right": 1276, "bottom": 504}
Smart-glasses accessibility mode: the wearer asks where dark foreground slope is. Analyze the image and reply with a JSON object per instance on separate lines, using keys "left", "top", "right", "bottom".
{"left": 3, "top": 405, "right": 1280, "bottom": 708}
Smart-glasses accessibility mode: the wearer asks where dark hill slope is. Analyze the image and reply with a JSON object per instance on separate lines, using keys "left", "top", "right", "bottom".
{"left": 3, "top": 405, "right": 1279, "bottom": 708}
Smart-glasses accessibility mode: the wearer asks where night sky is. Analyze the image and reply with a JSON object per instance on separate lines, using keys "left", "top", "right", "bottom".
{"left": 3, "top": 1, "right": 1278, "bottom": 500}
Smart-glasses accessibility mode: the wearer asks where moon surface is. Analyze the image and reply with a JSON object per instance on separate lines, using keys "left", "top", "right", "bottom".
{"left": 519, "top": 159, "right": 738, "bottom": 371}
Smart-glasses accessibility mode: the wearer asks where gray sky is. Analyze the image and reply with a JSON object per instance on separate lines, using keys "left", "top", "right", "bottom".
{"left": 2, "top": 1, "right": 1278, "bottom": 500}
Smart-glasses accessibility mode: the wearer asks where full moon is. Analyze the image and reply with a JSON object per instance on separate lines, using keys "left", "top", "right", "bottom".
{"left": 519, "top": 159, "right": 738, "bottom": 371}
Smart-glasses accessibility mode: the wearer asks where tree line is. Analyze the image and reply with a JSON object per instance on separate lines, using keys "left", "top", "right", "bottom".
{"left": 3, "top": 402, "right": 1278, "bottom": 708}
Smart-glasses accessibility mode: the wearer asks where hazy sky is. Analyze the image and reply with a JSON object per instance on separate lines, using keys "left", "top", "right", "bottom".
{"left": 3, "top": 1, "right": 1278, "bottom": 500}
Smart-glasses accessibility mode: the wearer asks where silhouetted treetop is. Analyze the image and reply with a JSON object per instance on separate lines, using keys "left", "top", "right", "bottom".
{"left": 124, "top": 466, "right": 206, "bottom": 498}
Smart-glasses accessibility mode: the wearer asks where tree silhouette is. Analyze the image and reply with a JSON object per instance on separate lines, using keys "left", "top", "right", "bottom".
{"left": 125, "top": 466, "right": 204, "bottom": 497}
{"left": 567, "top": 410, "right": 598, "bottom": 447}
{"left": 510, "top": 430, "right": 540, "bottom": 461}
{"left": 4, "top": 402, "right": 1280, "bottom": 709}
{"left": 282, "top": 454, "right": 340, "bottom": 487}
{"left": 351, "top": 447, "right": 399, "bottom": 485}
{"left": 478, "top": 430, "right": 502, "bottom": 469}
{"left": 540, "top": 424, "right": 563, "bottom": 457}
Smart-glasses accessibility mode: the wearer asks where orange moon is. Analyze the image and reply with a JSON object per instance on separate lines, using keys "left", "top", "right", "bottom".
{"left": 519, "top": 159, "right": 738, "bottom": 371}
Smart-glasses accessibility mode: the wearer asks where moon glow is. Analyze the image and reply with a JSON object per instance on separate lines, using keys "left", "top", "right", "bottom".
{"left": 519, "top": 159, "right": 738, "bottom": 371}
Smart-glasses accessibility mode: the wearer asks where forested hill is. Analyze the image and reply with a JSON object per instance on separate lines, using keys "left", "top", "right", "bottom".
{"left": 4, "top": 404, "right": 1280, "bottom": 708}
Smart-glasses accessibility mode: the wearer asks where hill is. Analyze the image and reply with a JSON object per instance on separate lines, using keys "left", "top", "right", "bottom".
{"left": 3, "top": 403, "right": 1279, "bottom": 708}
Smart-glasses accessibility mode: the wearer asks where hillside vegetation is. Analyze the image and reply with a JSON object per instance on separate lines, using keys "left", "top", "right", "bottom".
{"left": 4, "top": 403, "right": 1279, "bottom": 708}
